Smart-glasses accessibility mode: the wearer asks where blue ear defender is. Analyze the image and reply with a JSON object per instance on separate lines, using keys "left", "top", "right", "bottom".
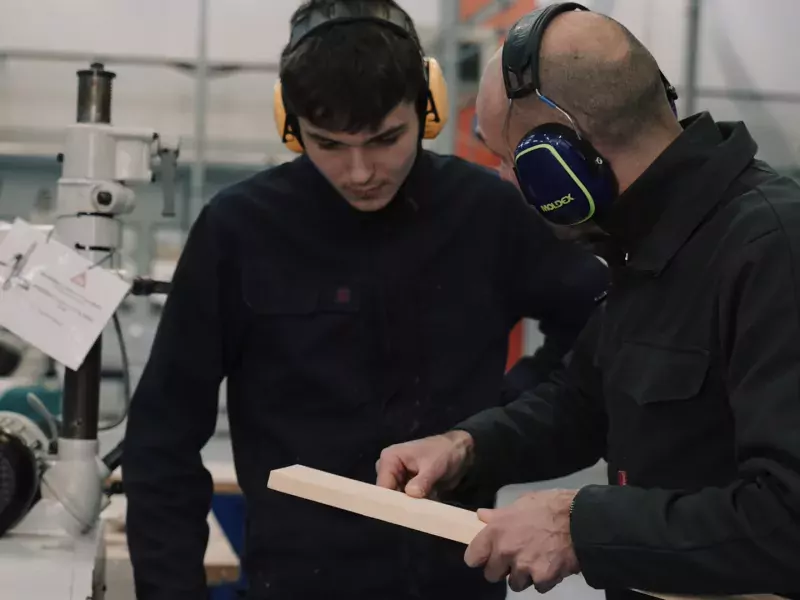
{"left": 502, "top": 2, "right": 678, "bottom": 226}
{"left": 513, "top": 123, "right": 618, "bottom": 226}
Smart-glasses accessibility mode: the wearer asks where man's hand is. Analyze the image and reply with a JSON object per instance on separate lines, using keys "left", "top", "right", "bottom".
{"left": 464, "top": 489, "right": 580, "bottom": 593}
{"left": 375, "top": 430, "right": 475, "bottom": 498}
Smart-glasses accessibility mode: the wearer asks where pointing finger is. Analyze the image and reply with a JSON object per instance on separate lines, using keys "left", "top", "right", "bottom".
{"left": 375, "top": 456, "right": 402, "bottom": 490}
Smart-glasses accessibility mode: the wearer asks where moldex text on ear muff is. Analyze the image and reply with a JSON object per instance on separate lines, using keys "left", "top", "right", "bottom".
{"left": 540, "top": 193, "right": 574, "bottom": 213}
{"left": 501, "top": 2, "right": 677, "bottom": 226}
{"left": 273, "top": 1, "right": 449, "bottom": 154}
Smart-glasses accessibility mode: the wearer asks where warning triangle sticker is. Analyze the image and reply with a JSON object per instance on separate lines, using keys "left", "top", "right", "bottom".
{"left": 70, "top": 271, "right": 87, "bottom": 288}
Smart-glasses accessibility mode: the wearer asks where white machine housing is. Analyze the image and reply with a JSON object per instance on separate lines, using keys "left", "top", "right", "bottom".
{"left": 0, "top": 62, "right": 180, "bottom": 600}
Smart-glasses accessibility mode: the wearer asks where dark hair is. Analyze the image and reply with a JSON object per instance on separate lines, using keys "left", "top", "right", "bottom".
{"left": 279, "top": 0, "right": 427, "bottom": 133}
{"left": 540, "top": 20, "right": 672, "bottom": 147}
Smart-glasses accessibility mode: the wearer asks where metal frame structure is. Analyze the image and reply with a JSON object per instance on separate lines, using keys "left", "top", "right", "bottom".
{"left": 1, "top": 0, "right": 799, "bottom": 213}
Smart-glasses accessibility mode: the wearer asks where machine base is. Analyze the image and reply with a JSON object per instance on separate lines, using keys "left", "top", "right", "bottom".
{"left": 0, "top": 499, "right": 105, "bottom": 599}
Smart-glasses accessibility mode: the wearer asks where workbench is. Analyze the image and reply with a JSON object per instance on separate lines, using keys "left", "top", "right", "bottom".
{"left": 102, "top": 495, "right": 240, "bottom": 599}
{"left": 0, "top": 499, "right": 105, "bottom": 600}
{"left": 106, "top": 459, "right": 244, "bottom": 600}
{"left": 0, "top": 461, "right": 243, "bottom": 600}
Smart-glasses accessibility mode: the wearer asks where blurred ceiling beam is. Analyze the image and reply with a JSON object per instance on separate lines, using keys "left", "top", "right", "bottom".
{"left": 0, "top": 48, "right": 278, "bottom": 75}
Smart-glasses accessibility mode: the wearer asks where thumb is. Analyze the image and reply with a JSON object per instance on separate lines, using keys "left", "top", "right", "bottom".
{"left": 476, "top": 508, "right": 496, "bottom": 523}
{"left": 405, "top": 471, "right": 434, "bottom": 498}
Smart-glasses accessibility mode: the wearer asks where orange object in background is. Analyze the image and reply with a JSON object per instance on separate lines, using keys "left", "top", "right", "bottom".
{"left": 453, "top": 0, "right": 539, "bottom": 370}
{"left": 459, "top": 0, "right": 538, "bottom": 28}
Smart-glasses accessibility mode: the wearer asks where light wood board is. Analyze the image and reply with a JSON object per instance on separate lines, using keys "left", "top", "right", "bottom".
{"left": 268, "top": 463, "right": 485, "bottom": 544}
{"left": 267, "top": 464, "right": 785, "bottom": 600}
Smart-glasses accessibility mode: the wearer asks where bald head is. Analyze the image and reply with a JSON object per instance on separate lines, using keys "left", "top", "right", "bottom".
{"left": 476, "top": 9, "right": 676, "bottom": 157}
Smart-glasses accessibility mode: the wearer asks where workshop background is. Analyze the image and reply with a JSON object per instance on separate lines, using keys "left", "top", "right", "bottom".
{"left": 0, "top": 0, "right": 798, "bottom": 598}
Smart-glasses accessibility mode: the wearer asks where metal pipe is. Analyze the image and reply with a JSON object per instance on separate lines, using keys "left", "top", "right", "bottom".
{"left": 438, "top": 0, "right": 460, "bottom": 155}
{"left": 192, "top": 0, "right": 210, "bottom": 218}
{"left": 683, "top": 0, "right": 702, "bottom": 116}
{"left": 61, "top": 340, "right": 102, "bottom": 440}
{"left": 76, "top": 63, "right": 115, "bottom": 125}
{"left": 59, "top": 63, "right": 113, "bottom": 443}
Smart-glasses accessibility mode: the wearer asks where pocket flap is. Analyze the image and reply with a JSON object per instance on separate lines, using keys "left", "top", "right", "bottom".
{"left": 609, "top": 341, "right": 710, "bottom": 405}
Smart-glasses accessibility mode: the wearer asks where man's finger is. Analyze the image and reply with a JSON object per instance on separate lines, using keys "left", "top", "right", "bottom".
{"left": 375, "top": 457, "right": 402, "bottom": 490}
{"left": 533, "top": 578, "right": 562, "bottom": 595}
{"left": 482, "top": 545, "right": 511, "bottom": 583}
{"left": 532, "top": 564, "right": 564, "bottom": 595}
{"left": 508, "top": 567, "right": 533, "bottom": 593}
{"left": 464, "top": 528, "right": 492, "bottom": 568}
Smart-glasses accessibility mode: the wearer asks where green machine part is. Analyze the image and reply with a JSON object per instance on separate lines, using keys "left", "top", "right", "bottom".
{"left": 0, "top": 386, "right": 62, "bottom": 436}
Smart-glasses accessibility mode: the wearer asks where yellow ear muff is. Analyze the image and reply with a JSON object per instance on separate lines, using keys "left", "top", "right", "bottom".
{"left": 422, "top": 57, "right": 449, "bottom": 140}
{"left": 273, "top": 80, "right": 305, "bottom": 154}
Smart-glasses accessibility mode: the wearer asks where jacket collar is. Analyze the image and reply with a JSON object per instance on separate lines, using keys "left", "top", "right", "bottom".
{"left": 597, "top": 112, "right": 758, "bottom": 275}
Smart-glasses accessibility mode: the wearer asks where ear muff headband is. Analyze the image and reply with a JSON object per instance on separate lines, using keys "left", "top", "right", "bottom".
{"left": 502, "top": 2, "right": 589, "bottom": 100}
{"left": 274, "top": 1, "right": 449, "bottom": 154}
{"left": 502, "top": 2, "right": 679, "bottom": 226}
{"left": 502, "top": 2, "right": 678, "bottom": 110}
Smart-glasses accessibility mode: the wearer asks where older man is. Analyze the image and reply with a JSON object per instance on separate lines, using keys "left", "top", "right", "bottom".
{"left": 377, "top": 4, "right": 800, "bottom": 599}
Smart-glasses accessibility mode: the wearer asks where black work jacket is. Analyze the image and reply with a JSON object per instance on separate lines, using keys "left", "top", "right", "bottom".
{"left": 457, "top": 113, "right": 800, "bottom": 600}
{"left": 121, "top": 150, "right": 610, "bottom": 600}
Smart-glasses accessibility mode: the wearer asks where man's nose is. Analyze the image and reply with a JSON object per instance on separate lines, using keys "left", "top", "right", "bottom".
{"left": 348, "top": 148, "right": 374, "bottom": 185}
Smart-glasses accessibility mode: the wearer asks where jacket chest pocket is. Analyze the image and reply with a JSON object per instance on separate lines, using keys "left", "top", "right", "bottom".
{"left": 603, "top": 340, "right": 737, "bottom": 488}
{"left": 604, "top": 340, "right": 711, "bottom": 471}
{"left": 241, "top": 261, "right": 370, "bottom": 413}
{"left": 605, "top": 341, "right": 710, "bottom": 407}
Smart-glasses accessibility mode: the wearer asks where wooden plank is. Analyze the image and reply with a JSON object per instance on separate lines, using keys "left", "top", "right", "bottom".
{"left": 102, "top": 495, "right": 240, "bottom": 585}
{"left": 267, "top": 464, "right": 486, "bottom": 544}
{"left": 267, "top": 465, "right": 785, "bottom": 600}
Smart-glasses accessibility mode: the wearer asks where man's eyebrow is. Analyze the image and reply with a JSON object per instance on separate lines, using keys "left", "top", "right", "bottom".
{"left": 306, "top": 124, "right": 408, "bottom": 146}
{"left": 305, "top": 130, "right": 338, "bottom": 144}
{"left": 367, "top": 124, "right": 407, "bottom": 142}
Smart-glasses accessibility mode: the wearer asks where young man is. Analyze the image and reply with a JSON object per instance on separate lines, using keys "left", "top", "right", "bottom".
{"left": 122, "top": 1, "right": 609, "bottom": 599}
{"left": 377, "top": 4, "right": 800, "bottom": 599}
